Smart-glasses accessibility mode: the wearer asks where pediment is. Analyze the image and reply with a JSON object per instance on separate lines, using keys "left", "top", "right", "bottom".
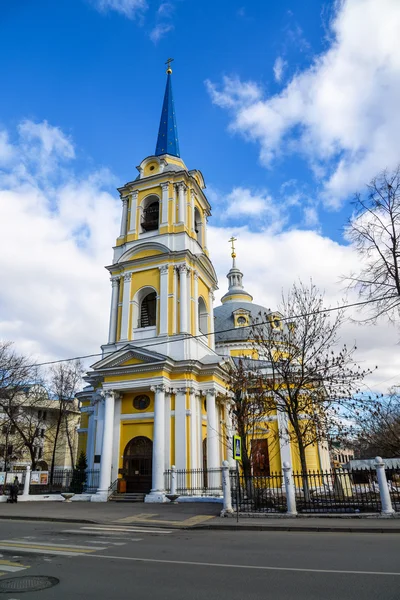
{"left": 91, "top": 344, "right": 169, "bottom": 371}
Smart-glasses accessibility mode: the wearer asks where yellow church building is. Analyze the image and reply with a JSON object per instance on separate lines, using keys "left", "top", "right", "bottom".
{"left": 78, "top": 65, "right": 329, "bottom": 502}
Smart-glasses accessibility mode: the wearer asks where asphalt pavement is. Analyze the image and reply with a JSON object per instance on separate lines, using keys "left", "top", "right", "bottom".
{"left": 0, "top": 520, "right": 399, "bottom": 599}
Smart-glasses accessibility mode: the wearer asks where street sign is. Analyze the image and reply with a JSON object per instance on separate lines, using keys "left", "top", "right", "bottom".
{"left": 233, "top": 435, "right": 242, "bottom": 461}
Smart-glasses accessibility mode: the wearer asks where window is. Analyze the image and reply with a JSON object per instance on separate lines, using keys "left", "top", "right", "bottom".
{"left": 38, "top": 447, "right": 43, "bottom": 459}
{"left": 194, "top": 207, "right": 202, "bottom": 244}
{"left": 141, "top": 199, "right": 159, "bottom": 232}
{"left": 42, "top": 411, "right": 47, "bottom": 421}
{"left": 7, "top": 445, "right": 13, "bottom": 456}
{"left": 198, "top": 297, "right": 208, "bottom": 334}
{"left": 40, "top": 429, "right": 45, "bottom": 438}
{"left": 0, "top": 445, "right": 4, "bottom": 457}
{"left": 133, "top": 395, "right": 150, "bottom": 411}
{"left": 38, "top": 410, "right": 42, "bottom": 419}
{"left": 1, "top": 425, "right": 7, "bottom": 435}
{"left": 10, "top": 425, "right": 16, "bottom": 435}
{"left": 140, "top": 292, "right": 157, "bottom": 327}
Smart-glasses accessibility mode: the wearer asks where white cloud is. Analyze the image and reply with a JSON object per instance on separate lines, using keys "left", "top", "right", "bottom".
{"left": 90, "top": 0, "right": 148, "bottom": 19}
{"left": 149, "top": 22, "right": 174, "bottom": 43}
{"left": 0, "top": 131, "right": 15, "bottom": 165}
{"left": 0, "top": 120, "right": 119, "bottom": 363}
{"left": 207, "top": 0, "right": 400, "bottom": 206}
{"left": 273, "top": 56, "right": 287, "bottom": 83}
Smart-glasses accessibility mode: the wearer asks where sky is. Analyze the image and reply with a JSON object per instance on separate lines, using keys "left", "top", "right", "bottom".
{"left": 0, "top": 0, "right": 399, "bottom": 392}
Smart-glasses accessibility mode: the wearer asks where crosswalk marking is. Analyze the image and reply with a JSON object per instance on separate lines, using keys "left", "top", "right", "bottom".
{"left": 80, "top": 526, "right": 172, "bottom": 534}
{"left": 0, "top": 559, "right": 30, "bottom": 578}
{"left": 0, "top": 541, "right": 101, "bottom": 557}
{"left": 4, "top": 540, "right": 107, "bottom": 550}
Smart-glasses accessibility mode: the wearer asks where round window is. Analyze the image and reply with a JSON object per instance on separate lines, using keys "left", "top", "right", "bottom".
{"left": 237, "top": 316, "right": 246, "bottom": 325}
{"left": 133, "top": 395, "right": 150, "bottom": 411}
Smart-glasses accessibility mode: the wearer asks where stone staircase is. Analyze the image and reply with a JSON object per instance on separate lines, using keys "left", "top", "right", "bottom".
{"left": 109, "top": 492, "right": 146, "bottom": 503}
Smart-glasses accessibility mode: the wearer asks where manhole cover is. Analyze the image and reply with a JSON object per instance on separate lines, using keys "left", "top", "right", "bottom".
{"left": 0, "top": 576, "right": 59, "bottom": 593}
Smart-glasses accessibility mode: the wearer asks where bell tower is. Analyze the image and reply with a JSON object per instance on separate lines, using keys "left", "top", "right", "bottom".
{"left": 103, "top": 63, "right": 218, "bottom": 361}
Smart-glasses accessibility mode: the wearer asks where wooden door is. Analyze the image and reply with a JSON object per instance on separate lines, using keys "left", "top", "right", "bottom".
{"left": 123, "top": 436, "right": 153, "bottom": 493}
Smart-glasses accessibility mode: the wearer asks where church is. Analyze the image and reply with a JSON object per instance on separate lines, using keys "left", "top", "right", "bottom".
{"left": 77, "top": 64, "right": 329, "bottom": 502}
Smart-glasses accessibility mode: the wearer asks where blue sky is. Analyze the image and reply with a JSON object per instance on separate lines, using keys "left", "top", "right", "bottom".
{"left": 1, "top": 0, "right": 346, "bottom": 238}
{"left": 0, "top": 0, "right": 399, "bottom": 390}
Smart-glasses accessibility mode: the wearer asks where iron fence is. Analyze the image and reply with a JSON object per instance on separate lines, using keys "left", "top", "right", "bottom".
{"left": 29, "top": 469, "right": 99, "bottom": 495}
{"left": 385, "top": 468, "right": 400, "bottom": 512}
{"left": 164, "top": 468, "right": 223, "bottom": 497}
{"left": 230, "top": 471, "right": 287, "bottom": 513}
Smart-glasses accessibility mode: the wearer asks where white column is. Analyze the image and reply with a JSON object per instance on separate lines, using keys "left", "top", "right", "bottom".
{"left": 161, "top": 182, "right": 169, "bottom": 225}
{"left": 159, "top": 264, "right": 169, "bottom": 336}
{"left": 22, "top": 466, "right": 31, "bottom": 496}
{"left": 193, "top": 272, "right": 199, "bottom": 334}
{"left": 206, "top": 389, "right": 219, "bottom": 470}
{"left": 190, "top": 189, "right": 195, "bottom": 233}
{"left": 225, "top": 401, "right": 235, "bottom": 468}
{"left": 179, "top": 265, "right": 188, "bottom": 333}
{"left": 146, "top": 385, "right": 166, "bottom": 501}
{"left": 164, "top": 390, "right": 171, "bottom": 471}
{"left": 174, "top": 387, "right": 187, "bottom": 470}
{"left": 189, "top": 389, "right": 198, "bottom": 470}
{"left": 222, "top": 460, "right": 233, "bottom": 514}
{"left": 95, "top": 391, "right": 116, "bottom": 500}
{"left": 172, "top": 267, "right": 178, "bottom": 334}
{"left": 283, "top": 462, "right": 297, "bottom": 515}
{"left": 108, "top": 276, "right": 120, "bottom": 344}
{"left": 186, "top": 267, "right": 192, "bottom": 335}
{"left": 375, "top": 456, "right": 394, "bottom": 515}
{"left": 208, "top": 289, "right": 215, "bottom": 350}
{"left": 128, "top": 191, "right": 138, "bottom": 233}
{"left": 119, "top": 197, "right": 128, "bottom": 237}
{"left": 277, "top": 409, "right": 292, "bottom": 469}
{"left": 86, "top": 409, "right": 95, "bottom": 470}
{"left": 203, "top": 213, "right": 208, "bottom": 251}
{"left": 111, "top": 393, "right": 121, "bottom": 484}
{"left": 178, "top": 183, "right": 186, "bottom": 224}
{"left": 120, "top": 273, "right": 132, "bottom": 341}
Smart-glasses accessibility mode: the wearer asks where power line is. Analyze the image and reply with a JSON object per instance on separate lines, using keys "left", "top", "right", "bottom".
{"left": 31, "top": 293, "right": 398, "bottom": 368}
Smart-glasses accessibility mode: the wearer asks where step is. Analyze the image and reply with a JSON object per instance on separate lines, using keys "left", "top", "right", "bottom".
{"left": 109, "top": 493, "right": 145, "bottom": 502}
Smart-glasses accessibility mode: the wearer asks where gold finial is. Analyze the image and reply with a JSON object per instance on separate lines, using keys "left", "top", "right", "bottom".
{"left": 165, "top": 57, "right": 174, "bottom": 74}
{"left": 229, "top": 236, "right": 237, "bottom": 260}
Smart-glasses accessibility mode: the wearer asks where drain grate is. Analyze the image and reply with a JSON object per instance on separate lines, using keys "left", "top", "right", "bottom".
{"left": 0, "top": 576, "right": 59, "bottom": 593}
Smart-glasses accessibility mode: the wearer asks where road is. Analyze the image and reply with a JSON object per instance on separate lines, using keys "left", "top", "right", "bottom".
{"left": 0, "top": 520, "right": 398, "bottom": 599}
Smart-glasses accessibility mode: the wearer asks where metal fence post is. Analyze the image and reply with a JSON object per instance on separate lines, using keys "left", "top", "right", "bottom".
{"left": 171, "top": 465, "right": 177, "bottom": 496}
{"left": 221, "top": 460, "right": 233, "bottom": 515}
{"left": 283, "top": 461, "right": 297, "bottom": 516}
{"left": 375, "top": 456, "right": 394, "bottom": 515}
{"left": 22, "top": 466, "right": 31, "bottom": 497}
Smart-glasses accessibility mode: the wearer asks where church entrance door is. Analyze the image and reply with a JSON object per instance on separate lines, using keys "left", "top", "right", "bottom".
{"left": 123, "top": 436, "right": 153, "bottom": 493}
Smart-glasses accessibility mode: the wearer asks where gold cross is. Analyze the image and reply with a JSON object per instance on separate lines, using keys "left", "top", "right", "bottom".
{"left": 165, "top": 58, "right": 174, "bottom": 73}
{"left": 229, "top": 236, "right": 237, "bottom": 259}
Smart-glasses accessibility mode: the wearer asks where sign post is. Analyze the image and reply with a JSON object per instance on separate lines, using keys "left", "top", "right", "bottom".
{"left": 233, "top": 435, "right": 242, "bottom": 522}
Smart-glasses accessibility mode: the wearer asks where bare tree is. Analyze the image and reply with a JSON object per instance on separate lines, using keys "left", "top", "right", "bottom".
{"left": 0, "top": 341, "right": 46, "bottom": 470}
{"left": 46, "top": 360, "right": 83, "bottom": 483}
{"left": 350, "top": 386, "right": 400, "bottom": 458}
{"left": 226, "top": 359, "right": 274, "bottom": 484}
{"left": 345, "top": 166, "right": 400, "bottom": 322}
{"left": 251, "top": 281, "right": 372, "bottom": 486}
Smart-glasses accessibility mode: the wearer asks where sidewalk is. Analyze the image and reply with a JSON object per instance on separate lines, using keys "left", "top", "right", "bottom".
{"left": 1, "top": 501, "right": 400, "bottom": 532}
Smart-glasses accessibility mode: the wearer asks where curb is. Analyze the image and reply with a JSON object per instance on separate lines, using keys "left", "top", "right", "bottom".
{"left": 0, "top": 515, "right": 399, "bottom": 533}
{"left": 192, "top": 524, "right": 400, "bottom": 533}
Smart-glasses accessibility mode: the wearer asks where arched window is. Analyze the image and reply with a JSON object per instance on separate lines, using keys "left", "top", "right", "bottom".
{"left": 141, "top": 196, "right": 159, "bottom": 232}
{"left": 194, "top": 207, "right": 202, "bottom": 245}
{"left": 198, "top": 297, "right": 208, "bottom": 334}
{"left": 140, "top": 292, "right": 157, "bottom": 327}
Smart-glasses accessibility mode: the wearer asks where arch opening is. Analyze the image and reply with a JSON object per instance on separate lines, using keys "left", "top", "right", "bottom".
{"left": 141, "top": 195, "right": 160, "bottom": 232}
{"left": 194, "top": 207, "right": 202, "bottom": 245}
{"left": 122, "top": 436, "right": 153, "bottom": 493}
{"left": 198, "top": 297, "right": 208, "bottom": 335}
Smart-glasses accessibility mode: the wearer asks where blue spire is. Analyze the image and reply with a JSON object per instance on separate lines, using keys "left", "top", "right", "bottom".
{"left": 155, "top": 70, "right": 180, "bottom": 158}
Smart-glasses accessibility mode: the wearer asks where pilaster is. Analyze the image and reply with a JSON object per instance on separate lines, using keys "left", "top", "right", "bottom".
{"left": 120, "top": 273, "right": 132, "bottom": 341}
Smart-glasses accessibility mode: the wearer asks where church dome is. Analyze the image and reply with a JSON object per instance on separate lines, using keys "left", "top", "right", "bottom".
{"left": 214, "top": 301, "right": 271, "bottom": 344}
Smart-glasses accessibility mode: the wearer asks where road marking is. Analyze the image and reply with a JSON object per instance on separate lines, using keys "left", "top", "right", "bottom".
{"left": 0, "top": 542, "right": 100, "bottom": 557}
{"left": 80, "top": 526, "right": 172, "bottom": 534}
{"left": 88, "top": 554, "right": 400, "bottom": 577}
{"left": 3, "top": 540, "right": 107, "bottom": 550}
{"left": 114, "top": 514, "right": 215, "bottom": 527}
{"left": 0, "top": 559, "right": 30, "bottom": 577}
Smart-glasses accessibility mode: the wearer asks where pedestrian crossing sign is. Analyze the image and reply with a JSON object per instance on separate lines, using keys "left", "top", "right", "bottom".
{"left": 233, "top": 435, "right": 241, "bottom": 461}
